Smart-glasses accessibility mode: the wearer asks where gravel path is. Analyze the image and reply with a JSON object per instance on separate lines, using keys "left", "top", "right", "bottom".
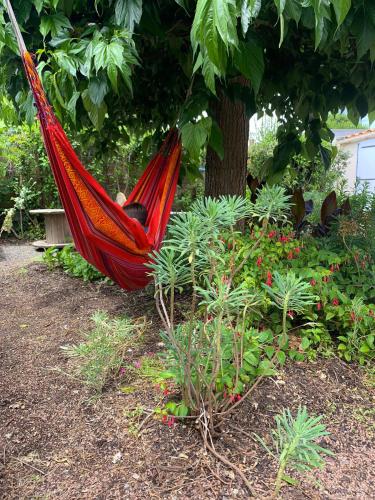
{"left": 0, "top": 241, "right": 41, "bottom": 271}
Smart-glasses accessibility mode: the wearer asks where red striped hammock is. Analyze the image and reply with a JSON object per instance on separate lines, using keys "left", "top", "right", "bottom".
{"left": 4, "top": 0, "right": 182, "bottom": 290}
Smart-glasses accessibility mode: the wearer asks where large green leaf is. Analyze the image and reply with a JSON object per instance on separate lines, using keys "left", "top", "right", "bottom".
{"left": 106, "top": 42, "right": 125, "bottom": 68}
{"left": 40, "top": 13, "right": 72, "bottom": 38}
{"left": 191, "top": 0, "right": 237, "bottom": 75}
{"left": 67, "top": 90, "right": 80, "bottom": 124}
{"left": 115, "top": 0, "right": 143, "bottom": 32}
{"left": 33, "top": 0, "right": 44, "bottom": 15}
{"left": 82, "top": 89, "right": 107, "bottom": 130}
{"left": 93, "top": 40, "right": 108, "bottom": 71}
{"left": 241, "top": 0, "right": 262, "bottom": 35}
{"left": 107, "top": 64, "right": 119, "bottom": 94}
{"left": 332, "top": 0, "right": 351, "bottom": 26}
{"left": 202, "top": 52, "right": 220, "bottom": 95}
{"left": 234, "top": 40, "right": 264, "bottom": 94}
{"left": 284, "top": 0, "right": 302, "bottom": 24}
{"left": 88, "top": 76, "right": 109, "bottom": 106}
{"left": 181, "top": 117, "right": 212, "bottom": 160}
{"left": 54, "top": 51, "right": 77, "bottom": 76}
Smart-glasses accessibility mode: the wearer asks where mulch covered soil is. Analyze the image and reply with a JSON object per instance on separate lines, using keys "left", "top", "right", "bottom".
{"left": 0, "top": 261, "right": 374, "bottom": 499}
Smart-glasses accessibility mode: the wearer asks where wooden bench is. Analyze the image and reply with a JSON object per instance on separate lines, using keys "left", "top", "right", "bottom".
{"left": 29, "top": 209, "right": 72, "bottom": 249}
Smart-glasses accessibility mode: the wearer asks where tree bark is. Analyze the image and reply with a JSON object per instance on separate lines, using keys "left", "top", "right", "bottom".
{"left": 205, "top": 86, "right": 249, "bottom": 198}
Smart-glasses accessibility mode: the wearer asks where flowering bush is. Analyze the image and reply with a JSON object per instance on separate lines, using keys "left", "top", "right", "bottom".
{"left": 238, "top": 224, "right": 375, "bottom": 364}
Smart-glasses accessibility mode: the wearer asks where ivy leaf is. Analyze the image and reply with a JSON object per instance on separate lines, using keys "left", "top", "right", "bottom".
{"left": 332, "top": 0, "right": 351, "bottom": 27}
{"left": 88, "top": 76, "right": 109, "bottom": 106}
{"left": 93, "top": 40, "right": 108, "bottom": 71}
{"left": 181, "top": 118, "right": 211, "bottom": 160}
{"left": 208, "top": 120, "right": 224, "bottom": 160}
{"left": 40, "top": 14, "right": 72, "bottom": 38}
{"left": 81, "top": 89, "right": 107, "bottom": 130}
{"left": 114, "top": 0, "right": 143, "bottom": 32}
{"left": 106, "top": 42, "right": 125, "bottom": 68}
{"left": 54, "top": 51, "right": 77, "bottom": 76}
{"left": 233, "top": 40, "right": 264, "bottom": 94}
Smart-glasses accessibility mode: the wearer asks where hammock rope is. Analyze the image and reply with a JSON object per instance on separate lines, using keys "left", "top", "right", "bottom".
{"left": 3, "top": 0, "right": 182, "bottom": 290}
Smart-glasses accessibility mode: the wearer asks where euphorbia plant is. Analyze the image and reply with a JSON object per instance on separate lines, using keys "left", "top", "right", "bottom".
{"left": 263, "top": 271, "right": 318, "bottom": 347}
{"left": 148, "top": 192, "right": 294, "bottom": 435}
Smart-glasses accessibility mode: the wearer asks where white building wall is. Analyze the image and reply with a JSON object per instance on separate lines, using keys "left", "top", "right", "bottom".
{"left": 339, "top": 142, "right": 357, "bottom": 191}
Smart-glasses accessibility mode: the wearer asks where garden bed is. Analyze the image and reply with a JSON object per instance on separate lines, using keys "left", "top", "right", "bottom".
{"left": 0, "top": 262, "right": 374, "bottom": 499}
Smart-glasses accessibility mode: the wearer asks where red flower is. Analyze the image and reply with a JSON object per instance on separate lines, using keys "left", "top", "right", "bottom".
{"left": 335, "top": 264, "right": 340, "bottom": 271}
{"left": 279, "top": 235, "right": 289, "bottom": 244}
{"left": 236, "top": 394, "right": 242, "bottom": 402}
{"left": 294, "top": 247, "right": 301, "bottom": 254}
{"left": 323, "top": 276, "right": 330, "bottom": 283}
{"left": 268, "top": 230, "right": 276, "bottom": 239}
{"left": 317, "top": 302, "right": 322, "bottom": 311}
{"left": 310, "top": 279, "right": 317, "bottom": 286}
{"left": 162, "top": 415, "right": 168, "bottom": 424}
{"left": 350, "top": 311, "right": 356, "bottom": 322}
{"left": 287, "top": 251, "right": 294, "bottom": 260}
{"left": 229, "top": 395, "right": 236, "bottom": 403}
{"left": 369, "top": 310, "right": 375, "bottom": 318}
{"left": 332, "top": 298, "right": 339, "bottom": 306}
{"left": 167, "top": 416, "right": 175, "bottom": 428}
{"left": 256, "top": 256, "right": 263, "bottom": 267}
{"left": 266, "top": 271, "right": 272, "bottom": 287}
{"left": 287, "top": 310, "right": 295, "bottom": 320}
{"left": 163, "top": 388, "right": 170, "bottom": 396}
{"left": 330, "top": 264, "right": 335, "bottom": 273}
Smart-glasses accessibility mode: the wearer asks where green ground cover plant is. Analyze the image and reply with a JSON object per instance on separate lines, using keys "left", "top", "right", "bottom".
{"left": 43, "top": 245, "right": 107, "bottom": 282}
{"left": 61, "top": 311, "right": 144, "bottom": 392}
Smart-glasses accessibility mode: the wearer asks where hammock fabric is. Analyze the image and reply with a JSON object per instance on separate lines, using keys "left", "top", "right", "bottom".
{"left": 4, "top": 1, "right": 182, "bottom": 290}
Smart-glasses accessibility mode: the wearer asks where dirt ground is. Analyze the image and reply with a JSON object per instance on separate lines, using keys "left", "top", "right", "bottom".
{"left": 0, "top": 252, "right": 374, "bottom": 499}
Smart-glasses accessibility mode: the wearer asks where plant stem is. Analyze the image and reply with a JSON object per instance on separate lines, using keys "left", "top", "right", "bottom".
{"left": 274, "top": 462, "right": 286, "bottom": 497}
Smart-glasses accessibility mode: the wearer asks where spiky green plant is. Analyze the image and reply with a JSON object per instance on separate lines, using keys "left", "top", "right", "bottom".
{"left": 263, "top": 272, "right": 317, "bottom": 346}
{"left": 257, "top": 406, "right": 333, "bottom": 496}
{"left": 249, "top": 185, "right": 292, "bottom": 226}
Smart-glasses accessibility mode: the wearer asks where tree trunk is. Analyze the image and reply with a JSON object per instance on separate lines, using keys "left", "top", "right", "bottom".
{"left": 205, "top": 86, "right": 249, "bottom": 198}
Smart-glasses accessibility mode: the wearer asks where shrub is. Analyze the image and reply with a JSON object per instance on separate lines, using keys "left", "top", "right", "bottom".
{"left": 43, "top": 245, "right": 107, "bottom": 282}
{"left": 237, "top": 220, "right": 375, "bottom": 364}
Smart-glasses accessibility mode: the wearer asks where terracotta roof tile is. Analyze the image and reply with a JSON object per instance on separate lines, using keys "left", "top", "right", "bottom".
{"left": 336, "top": 129, "right": 375, "bottom": 141}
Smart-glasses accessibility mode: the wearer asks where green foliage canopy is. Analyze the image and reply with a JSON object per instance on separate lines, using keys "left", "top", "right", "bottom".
{"left": 0, "top": 1, "right": 374, "bottom": 173}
